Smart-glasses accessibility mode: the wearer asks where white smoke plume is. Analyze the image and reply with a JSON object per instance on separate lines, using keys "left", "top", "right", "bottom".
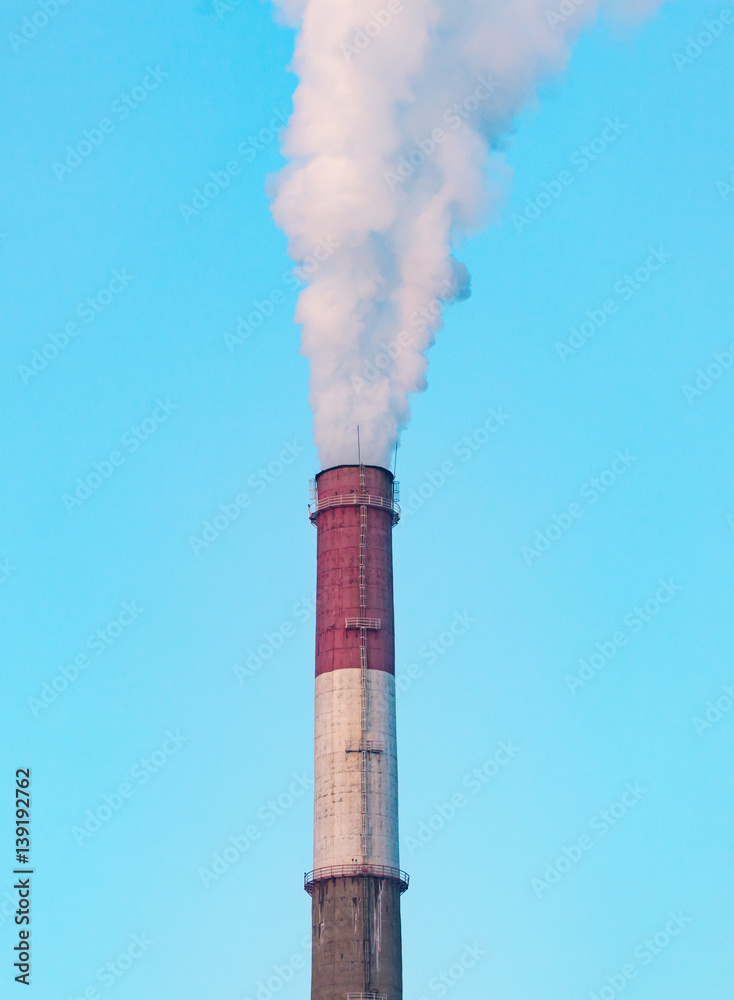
{"left": 270, "top": 0, "right": 666, "bottom": 469}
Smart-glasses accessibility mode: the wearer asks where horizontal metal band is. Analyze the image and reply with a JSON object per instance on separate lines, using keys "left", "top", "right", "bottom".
{"left": 304, "top": 864, "right": 409, "bottom": 895}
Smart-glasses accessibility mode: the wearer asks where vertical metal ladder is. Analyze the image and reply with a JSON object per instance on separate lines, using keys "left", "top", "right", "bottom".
{"left": 358, "top": 464, "right": 371, "bottom": 862}
{"left": 358, "top": 465, "right": 372, "bottom": 990}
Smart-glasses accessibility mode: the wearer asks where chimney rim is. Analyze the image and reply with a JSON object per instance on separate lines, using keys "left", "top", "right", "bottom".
{"left": 315, "top": 464, "right": 394, "bottom": 482}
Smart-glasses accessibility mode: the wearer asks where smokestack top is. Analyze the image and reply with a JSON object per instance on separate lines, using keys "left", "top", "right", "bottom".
{"left": 316, "top": 464, "right": 394, "bottom": 481}
{"left": 310, "top": 465, "right": 400, "bottom": 526}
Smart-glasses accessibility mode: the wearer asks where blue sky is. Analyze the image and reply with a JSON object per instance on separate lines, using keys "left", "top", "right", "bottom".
{"left": 1, "top": 1, "right": 733, "bottom": 998}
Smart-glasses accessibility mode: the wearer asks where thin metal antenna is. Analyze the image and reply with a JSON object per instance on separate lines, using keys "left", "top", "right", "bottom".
{"left": 392, "top": 443, "right": 399, "bottom": 479}
{"left": 357, "top": 425, "right": 361, "bottom": 466}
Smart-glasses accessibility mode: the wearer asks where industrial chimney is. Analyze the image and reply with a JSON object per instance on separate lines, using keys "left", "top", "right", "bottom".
{"left": 305, "top": 464, "right": 408, "bottom": 1000}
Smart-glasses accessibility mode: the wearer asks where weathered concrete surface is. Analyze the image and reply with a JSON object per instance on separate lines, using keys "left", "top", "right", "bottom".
{"left": 314, "top": 669, "right": 399, "bottom": 869}
{"left": 311, "top": 876, "right": 403, "bottom": 1000}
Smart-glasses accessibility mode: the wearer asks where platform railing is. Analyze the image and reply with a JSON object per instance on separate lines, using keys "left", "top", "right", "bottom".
{"left": 308, "top": 493, "right": 400, "bottom": 525}
{"left": 304, "top": 864, "right": 409, "bottom": 894}
{"left": 344, "top": 617, "right": 382, "bottom": 630}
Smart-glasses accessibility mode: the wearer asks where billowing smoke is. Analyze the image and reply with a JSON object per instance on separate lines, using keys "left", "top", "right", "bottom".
{"left": 271, "top": 0, "right": 666, "bottom": 469}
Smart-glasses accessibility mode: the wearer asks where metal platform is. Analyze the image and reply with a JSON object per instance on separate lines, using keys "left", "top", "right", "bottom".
{"left": 345, "top": 617, "right": 382, "bottom": 630}
{"left": 308, "top": 492, "right": 400, "bottom": 525}
{"left": 345, "top": 739, "right": 386, "bottom": 754}
{"left": 304, "top": 864, "right": 410, "bottom": 895}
